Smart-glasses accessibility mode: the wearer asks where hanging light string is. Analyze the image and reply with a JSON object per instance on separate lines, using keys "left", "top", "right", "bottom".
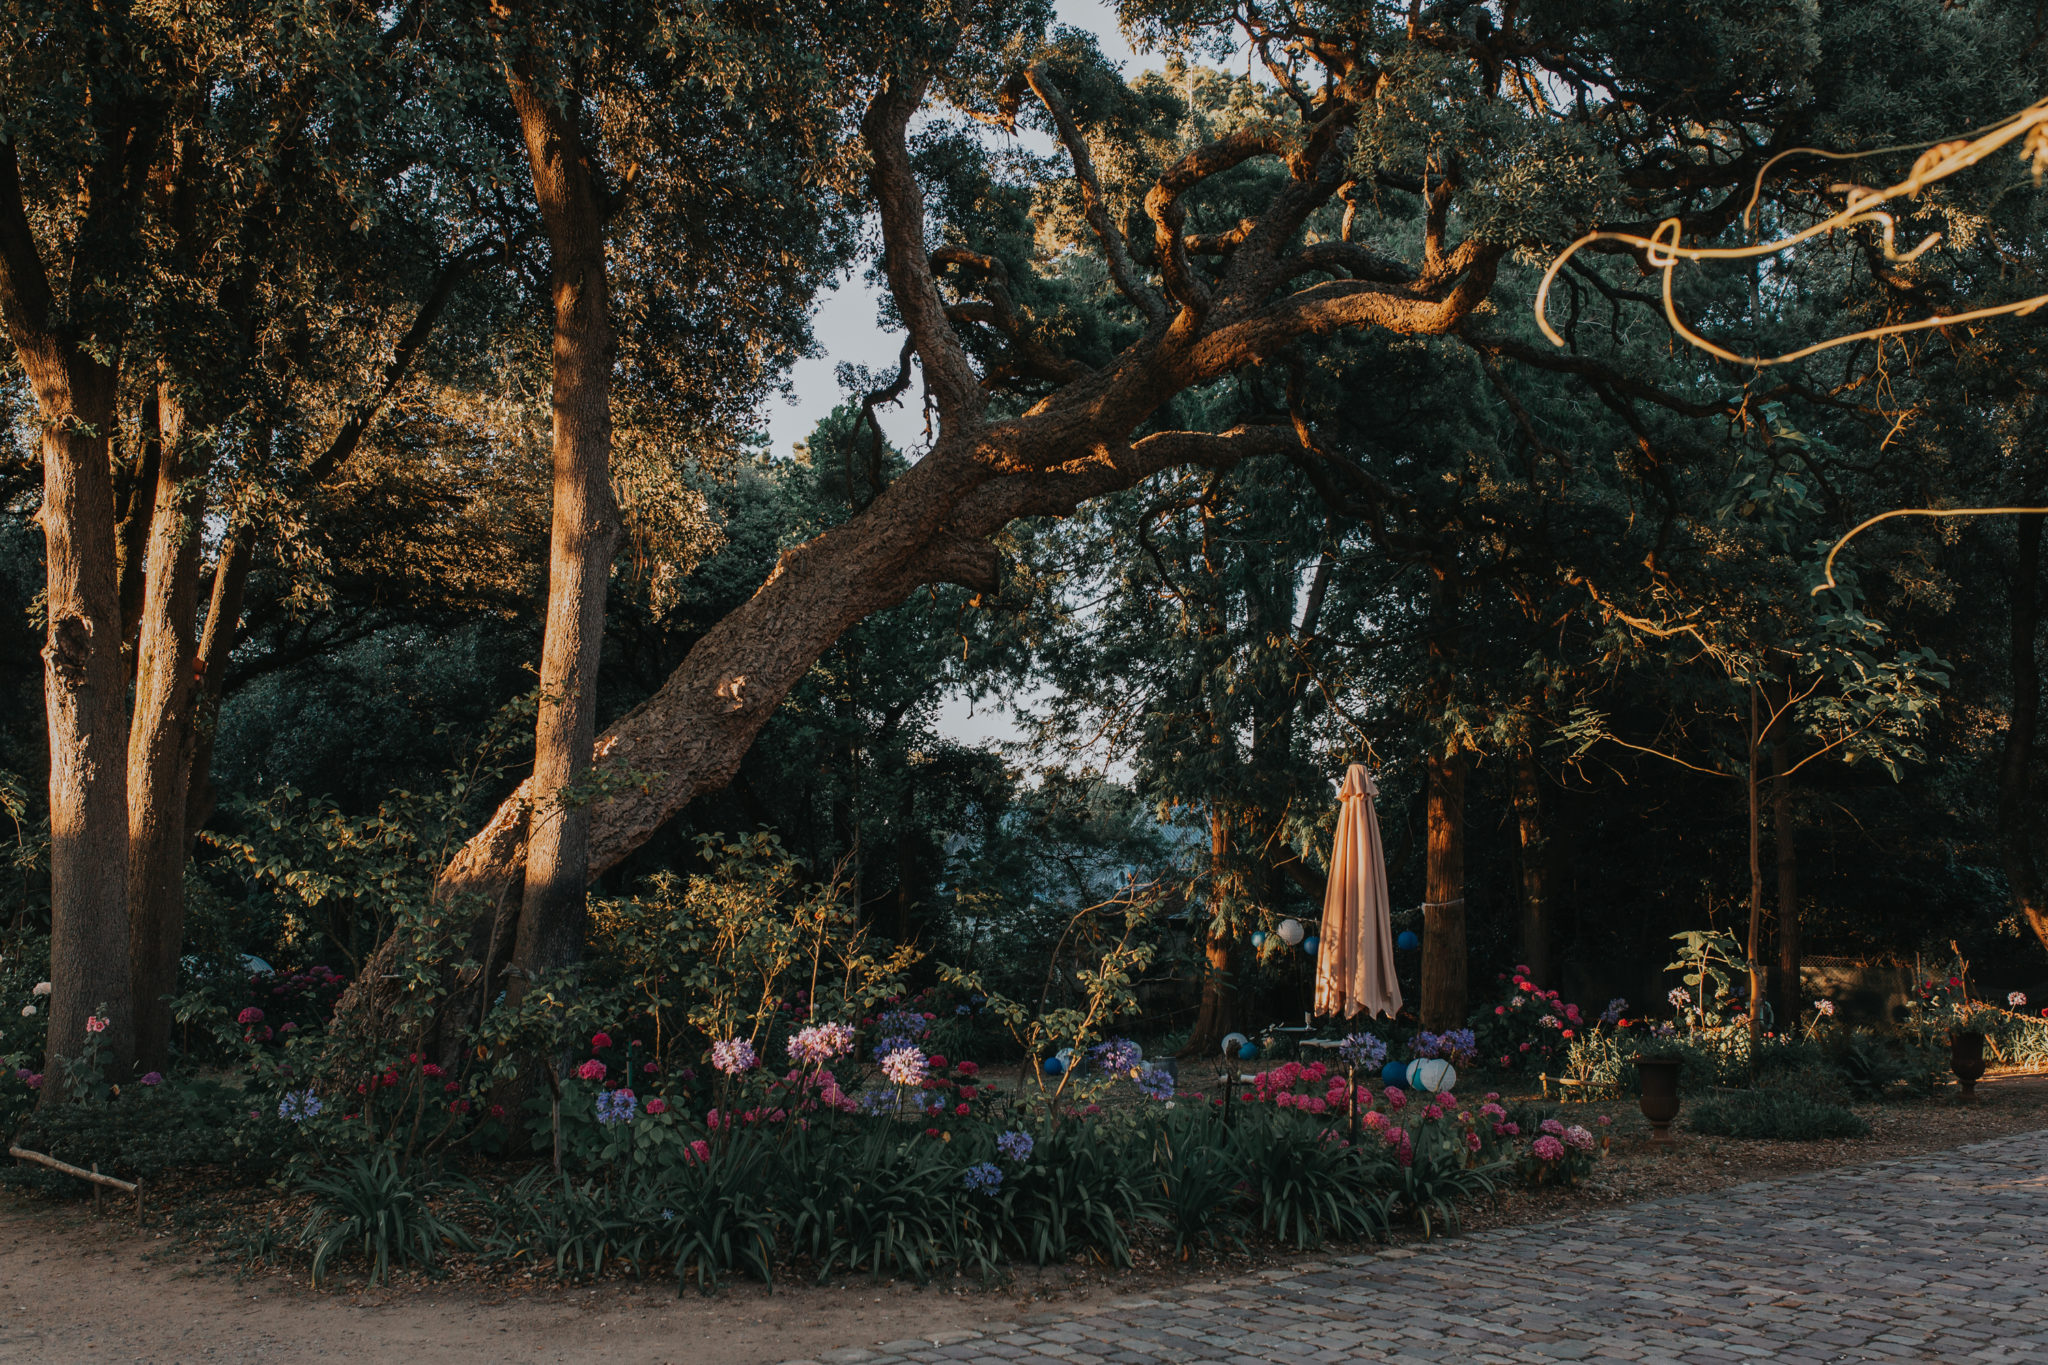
{"left": 1534, "top": 98, "right": 2048, "bottom": 369}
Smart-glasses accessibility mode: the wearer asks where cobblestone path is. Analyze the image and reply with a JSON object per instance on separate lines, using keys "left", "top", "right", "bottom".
{"left": 784, "top": 1130, "right": 2048, "bottom": 1365}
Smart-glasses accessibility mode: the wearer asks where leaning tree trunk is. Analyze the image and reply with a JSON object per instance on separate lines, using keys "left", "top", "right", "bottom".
{"left": 2000, "top": 509, "right": 2048, "bottom": 955}
{"left": 126, "top": 393, "right": 210, "bottom": 1071}
{"left": 1511, "top": 744, "right": 1554, "bottom": 988}
{"left": 1182, "top": 807, "right": 1238, "bottom": 1059}
{"left": 32, "top": 361, "right": 135, "bottom": 1091}
{"left": 497, "top": 49, "right": 622, "bottom": 1029}
{"left": 1420, "top": 749, "right": 1469, "bottom": 1030}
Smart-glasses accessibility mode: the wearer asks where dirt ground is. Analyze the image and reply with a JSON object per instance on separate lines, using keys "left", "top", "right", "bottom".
{"left": 2, "top": 1071, "right": 2043, "bottom": 1364}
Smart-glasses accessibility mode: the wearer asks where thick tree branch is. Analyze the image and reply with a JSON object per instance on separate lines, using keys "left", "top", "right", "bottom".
{"left": 863, "top": 78, "right": 985, "bottom": 425}
{"left": 1024, "top": 65, "right": 1168, "bottom": 329}
{"left": 1145, "top": 130, "right": 1286, "bottom": 316}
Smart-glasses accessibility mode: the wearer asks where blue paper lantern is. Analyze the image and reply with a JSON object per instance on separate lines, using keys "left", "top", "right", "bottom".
{"left": 1396, "top": 930, "right": 1421, "bottom": 952}
{"left": 1250, "top": 930, "right": 1267, "bottom": 949}
{"left": 1302, "top": 935, "right": 1320, "bottom": 956}
{"left": 1380, "top": 1060, "right": 1408, "bottom": 1087}
{"left": 1042, "top": 1055, "right": 1065, "bottom": 1075}
{"left": 1238, "top": 1042, "right": 1259, "bottom": 1060}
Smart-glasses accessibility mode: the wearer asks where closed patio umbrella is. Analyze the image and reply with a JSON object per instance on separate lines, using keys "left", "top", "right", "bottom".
{"left": 1314, "top": 763, "right": 1401, "bottom": 1020}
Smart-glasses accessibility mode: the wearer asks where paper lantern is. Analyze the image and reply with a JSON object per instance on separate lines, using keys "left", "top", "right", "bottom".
{"left": 1396, "top": 930, "right": 1420, "bottom": 952}
{"left": 1302, "top": 935, "right": 1320, "bottom": 956}
{"left": 1276, "top": 918, "right": 1305, "bottom": 947}
{"left": 1380, "top": 1060, "right": 1408, "bottom": 1087}
{"left": 1250, "top": 931, "right": 1267, "bottom": 949}
{"left": 1405, "top": 1058, "right": 1457, "bottom": 1094}
{"left": 1042, "top": 1054, "right": 1065, "bottom": 1075}
{"left": 1220, "top": 1032, "right": 1249, "bottom": 1059}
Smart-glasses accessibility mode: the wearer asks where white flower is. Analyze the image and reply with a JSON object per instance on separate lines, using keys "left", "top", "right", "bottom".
{"left": 2010, "top": 991, "right": 2028, "bottom": 1009}
{"left": 19, "top": 1005, "right": 33, "bottom": 1017}
{"left": 1511, "top": 996, "right": 1525, "bottom": 1008}
{"left": 880, "top": 1047, "right": 927, "bottom": 1087}
{"left": 1814, "top": 999, "right": 1836, "bottom": 1017}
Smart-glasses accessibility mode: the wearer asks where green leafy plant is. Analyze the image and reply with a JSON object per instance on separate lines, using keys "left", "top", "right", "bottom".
{"left": 1685, "top": 1090, "right": 1870, "bottom": 1140}
{"left": 296, "top": 1150, "right": 473, "bottom": 1286}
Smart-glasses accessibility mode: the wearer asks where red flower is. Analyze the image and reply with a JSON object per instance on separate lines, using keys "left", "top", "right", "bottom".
{"left": 421, "top": 1063, "right": 444, "bottom": 1078}
{"left": 489, "top": 1103, "right": 506, "bottom": 1119}
{"left": 645, "top": 1097, "right": 668, "bottom": 1115}
{"left": 924, "top": 1127, "right": 941, "bottom": 1137}
{"left": 1949, "top": 976, "right": 1963, "bottom": 989}
{"left": 956, "top": 1061, "right": 979, "bottom": 1078}
{"left": 958, "top": 1086, "right": 977, "bottom": 1100}
{"left": 449, "top": 1099, "right": 471, "bottom": 1115}
{"left": 443, "top": 1081, "right": 459, "bottom": 1093}
{"left": 955, "top": 1103, "right": 970, "bottom": 1116}
{"left": 643, "top": 1061, "right": 660, "bottom": 1074}
{"left": 236, "top": 1007, "right": 264, "bottom": 1025}
{"left": 591, "top": 1032, "right": 613, "bottom": 1050}
{"left": 927, "top": 1054, "right": 948, "bottom": 1070}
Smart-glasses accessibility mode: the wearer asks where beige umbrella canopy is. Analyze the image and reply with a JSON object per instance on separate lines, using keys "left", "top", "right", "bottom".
{"left": 1314, "top": 763, "right": 1402, "bottom": 1020}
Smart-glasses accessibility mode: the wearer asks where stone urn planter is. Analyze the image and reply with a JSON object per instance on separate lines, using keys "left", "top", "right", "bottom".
{"left": 1950, "top": 1030, "right": 1987, "bottom": 1098}
{"left": 1632, "top": 1054, "right": 1683, "bottom": 1143}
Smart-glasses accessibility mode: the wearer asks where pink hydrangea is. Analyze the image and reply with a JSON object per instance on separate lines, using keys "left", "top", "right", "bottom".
{"left": 577, "top": 1059, "right": 606, "bottom": 1082}
{"left": 687, "top": 1138, "right": 711, "bottom": 1163}
{"left": 236, "top": 1007, "right": 263, "bottom": 1025}
{"left": 591, "top": 1031, "right": 612, "bottom": 1050}
{"left": 1383, "top": 1086, "right": 1407, "bottom": 1110}
{"left": 1563, "top": 1124, "right": 1596, "bottom": 1152}
{"left": 1465, "top": 1131, "right": 1482, "bottom": 1152}
{"left": 645, "top": 1096, "right": 668, "bottom": 1115}
{"left": 1533, "top": 1134, "right": 1566, "bottom": 1162}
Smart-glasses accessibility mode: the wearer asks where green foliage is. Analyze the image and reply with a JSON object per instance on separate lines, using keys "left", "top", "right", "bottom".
{"left": 8, "top": 1077, "right": 252, "bottom": 1182}
{"left": 297, "top": 1151, "right": 473, "bottom": 1287}
{"left": 1821, "top": 1029, "right": 1944, "bottom": 1101}
{"left": 1685, "top": 1091, "right": 1871, "bottom": 1142}
{"left": 1228, "top": 1112, "right": 1394, "bottom": 1249}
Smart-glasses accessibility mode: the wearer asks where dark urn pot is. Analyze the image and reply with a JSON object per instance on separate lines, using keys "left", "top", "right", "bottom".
{"left": 1950, "top": 1030, "right": 1987, "bottom": 1098}
{"left": 1632, "top": 1054, "right": 1683, "bottom": 1143}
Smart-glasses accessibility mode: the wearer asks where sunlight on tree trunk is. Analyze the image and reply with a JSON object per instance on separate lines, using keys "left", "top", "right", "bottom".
{"left": 1421, "top": 750, "right": 1468, "bottom": 1029}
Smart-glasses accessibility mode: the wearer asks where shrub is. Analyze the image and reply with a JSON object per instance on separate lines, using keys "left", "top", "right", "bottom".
{"left": 1000, "top": 1120, "right": 1149, "bottom": 1267}
{"left": 1821, "top": 1029, "right": 1941, "bottom": 1100}
{"left": 1229, "top": 1112, "right": 1391, "bottom": 1250}
{"left": 786, "top": 1129, "right": 979, "bottom": 1283}
{"left": 296, "top": 1150, "right": 473, "bottom": 1286}
{"left": 1146, "top": 1110, "right": 1249, "bottom": 1260}
{"left": 1685, "top": 1090, "right": 1870, "bottom": 1141}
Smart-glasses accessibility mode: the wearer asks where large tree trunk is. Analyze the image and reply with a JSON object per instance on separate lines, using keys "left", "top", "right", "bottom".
{"left": 126, "top": 394, "right": 209, "bottom": 1071}
{"left": 2000, "top": 510, "right": 2048, "bottom": 955}
{"left": 497, "top": 51, "right": 622, "bottom": 1027}
{"left": 1511, "top": 744, "right": 1553, "bottom": 988}
{"left": 1771, "top": 725, "right": 1800, "bottom": 1029}
{"left": 1182, "top": 808, "right": 1237, "bottom": 1059}
{"left": 32, "top": 364, "right": 135, "bottom": 1089}
{"left": 1420, "top": 749, "right": 1468, "bottom": 1029}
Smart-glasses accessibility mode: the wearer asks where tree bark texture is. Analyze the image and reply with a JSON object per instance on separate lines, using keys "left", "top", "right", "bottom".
{"left": 2000, "top": 510, "right": 2048, "bottom": 955}
{"left": 333, "top": 67, "right": 1507, "bottom": 1047}
{"left": 1182, "top": 808, "right": 1237, "bottom": 1058}
{"left": 126, "top": 393, "right": 209, "bottom": 1071}
{"left": 499, "top": 49, "right": 623, "bottom": 1020}
{"left": 1745, "top": 687, "right": 1765, "bottom": 1049}
{"left": 1771, "top": 724, "right": 1800, "bottom": 1028}
{"left": 1511, "top": 745, "right": 1554, "bottom": 989}
{"left": 1420, "top": 749, "right": 1468, "bottom": 1029}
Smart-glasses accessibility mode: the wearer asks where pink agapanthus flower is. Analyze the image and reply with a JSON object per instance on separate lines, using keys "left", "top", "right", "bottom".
{"left": 710, "top": 1037, "right": 758, "bottom": 1075}
{"left": 881, "top": 1047, "right": 927, "bottom": 1086}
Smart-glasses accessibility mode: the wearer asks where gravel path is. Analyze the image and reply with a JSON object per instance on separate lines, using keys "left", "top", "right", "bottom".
{"left": 784, "top": 1128, "right": 2048, "bottom": 1365}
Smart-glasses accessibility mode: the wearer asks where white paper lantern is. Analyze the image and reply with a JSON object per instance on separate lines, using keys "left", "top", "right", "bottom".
{"left": 1276, "top": 918, "right": 1305, "bottom": 947}
{"left": 1405, "top": 1058, "right": 1457, "bottom": 1094}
